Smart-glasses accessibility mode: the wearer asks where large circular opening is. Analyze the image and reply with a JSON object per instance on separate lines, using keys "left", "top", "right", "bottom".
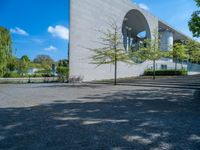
{"left": 122, "top": 9, "right": 151, "bottom": 52}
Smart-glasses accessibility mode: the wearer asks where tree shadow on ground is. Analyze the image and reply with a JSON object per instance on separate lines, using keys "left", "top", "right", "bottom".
{"left": 0, "top": 88, "right": 200, "bottom": 150}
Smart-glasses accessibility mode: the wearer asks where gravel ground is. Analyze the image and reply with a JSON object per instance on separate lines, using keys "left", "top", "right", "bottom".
{"left": 0, "top": 76, "right": 200, "bottom": 150}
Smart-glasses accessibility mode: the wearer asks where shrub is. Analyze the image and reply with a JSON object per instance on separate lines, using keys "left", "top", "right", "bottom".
{"left": 3, "top": 72, "right": 48, "bottom": 78}
{"left": 56, "top": 67, "right": 69, "bottom": 82}
{"left": 28, "top": 73, "right": 43, "bottom": 78}
{"left": 3, "top": 72, "right": 20, "bottom": 78}
{"left": 144, "top": 69, "right": 188, "bottom": 76}
{"left": 35, "top": 69, "right": 51, "bottom": 74}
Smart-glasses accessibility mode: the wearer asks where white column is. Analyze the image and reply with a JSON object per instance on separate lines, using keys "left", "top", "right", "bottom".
{"left": 160, "top": 30, "right": 174, "bottom": 51}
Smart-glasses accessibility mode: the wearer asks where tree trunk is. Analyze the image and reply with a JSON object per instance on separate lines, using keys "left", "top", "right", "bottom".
{"left": 175, "top": 58, "right": 178, "bottom": 75}
{"left": 153, "top": 59, "right": 156, "bottom": 80}
{"left": 114, "top": 50, "right": 117, "bottom": 85}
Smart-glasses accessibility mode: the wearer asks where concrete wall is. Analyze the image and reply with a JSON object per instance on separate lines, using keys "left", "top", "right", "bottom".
{"left": 187, "top": 63, "right": 200, "bottom": 75}
{"left": 69, "top": 0, "right": 159, "bottom": 81}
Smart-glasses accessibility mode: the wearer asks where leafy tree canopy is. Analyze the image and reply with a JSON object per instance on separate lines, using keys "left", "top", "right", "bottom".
{"left": 33, "top": 55, "right": 54, "bottom": 69}
{"left": 90, "top": 21, "right": 134, "bottom": 84}
{"left": 195, "top": 0, "right": 200, "bottom": 7}
{"left": 21, "top": 55, "right": 30, "bottom": 62}
{"left": 0, "top": 26, "right": 12, "bottom": 76}
{"left": 57, "top": 59, "right": 69, "bottom": 67}
{"left": 91, "top": 22, "right": 133, "bottom": 66}
{"left": 185, "top": 39, "right": 200, "bottom": 63}
{"left": 188, "top": 0, "right": 200, "bottom": 37}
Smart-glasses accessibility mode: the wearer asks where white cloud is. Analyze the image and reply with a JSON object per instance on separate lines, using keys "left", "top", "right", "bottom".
{"left": 138, "top": 3, "right": 149, "bottom": 11}
{"left": 32, "top": 38, "right": 44, "bottom": 44}
{"left": 10, "top": 27, "right": 29, "bottom": 36}
{"left": 44, "top": 45, "right": 57, "bottom": 52}
{"left": 48, "top": 25, "right": 69, "bottom": 40}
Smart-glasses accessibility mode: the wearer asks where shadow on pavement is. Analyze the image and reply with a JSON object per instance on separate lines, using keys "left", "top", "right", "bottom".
{"left": 0, "top": 88, "right": 200, "bottom": 149}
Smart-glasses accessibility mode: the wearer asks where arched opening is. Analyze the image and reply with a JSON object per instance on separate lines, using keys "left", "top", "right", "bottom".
{"left": 122, "top": 9, "right": 151, "bottom": 52}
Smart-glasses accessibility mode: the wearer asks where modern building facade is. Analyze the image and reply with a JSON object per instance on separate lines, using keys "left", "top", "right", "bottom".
{"left": 69, "top": 0, "right": 189, "bottom": 81}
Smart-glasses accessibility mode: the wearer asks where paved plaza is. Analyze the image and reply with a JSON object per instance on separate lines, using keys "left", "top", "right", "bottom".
{"left": 0, "top": 76, "right": 200, "bottom": 150}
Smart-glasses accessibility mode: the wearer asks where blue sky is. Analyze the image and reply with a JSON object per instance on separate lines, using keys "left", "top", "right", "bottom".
{"left": 133, "top": 0, "right": 198, "bottom": 38}
{"left": 0, "top": 0, "right": 69, "bottom": 61}
{"left": 0, "top": 0, "right": 198, "bottom": 61}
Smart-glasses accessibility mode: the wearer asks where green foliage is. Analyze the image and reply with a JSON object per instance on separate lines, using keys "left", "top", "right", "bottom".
{"left": 56, "top": 59, "right": 69, "bottom": 82}
{"left": 189, "top": 0, "right": 200, "bottom": 37}
{"left": 35, "top": 69, "right": 52, "bottom": 77}
{"left": 17, "top": 59, "right": 29, "bottom": 75}
{"left": 7, "top": 57, "right": 18, "bottom": 72}
{"left": 135, "top": 31, "right": 162, "bottom": 61}
{"left": 56, "top": 66, "right": 69, "bottom": 82}
{"left": 91, "top": 48, "right": 133, "bottom": 65}
{"left": 0, "top": 26, "right": 12, "bottom": 77}
{"left": 3, "top": 72, "right": 46, "bottom": 78}
{"left": 33, "top": 55, "right": 54, "bottom": 69}
{"left": 21, "top": 55, "right": 30, "bottom": 62}
{"left": 57, "top": 59, "right": 69, "bottom": 67}
{"left": 172, "top": 43, "right": 188, "bottom": 60}
{"left": 91, "top": 23, "right": 133, "bottom": 66}
{"left": 3, "top": 72, "right": 20, "bottom": 78}
{"left": 90, "top": 21, "right": 134, "bottom": 84}
{"left": 185, "top": 39, "right": 200, "bottom": 63}
{"left": 136, "top": 30, "right": 164, "bottom": 79}
{"left": 144, "top": 69, "right": 188, "bottom": 76}
{"left": 196, "top": 0, "right": 200, "bottom": 6}
{"left": 166, "top": 42, "right": 188, "bottom": 71}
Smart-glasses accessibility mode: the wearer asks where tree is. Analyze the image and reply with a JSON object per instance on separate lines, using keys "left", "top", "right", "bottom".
{"left": 56, "top": 59, "right": 69, "bottom": 82}
{"left": 17, "top": 60, "right": 28, "bottom": 76}
{"left": 15, "top": 57, "right": 29, "bottom": 76}
{"left": 0, "top": 27, "right": 12, "bottom": 77}
{"left": 90, "top": 22, "right": 133, "bottom": 85}
{"left": 170, "top": 43, "right": 188, "bottom": 73}
{"left": 21, "top": 55, "right": 30, "bottom": 62}
{"left": 56, "top": 67, "right": 69, "bottom": 82}
{"left": 189, "top": 0, "right": 200, "bottom": 37}
{"left": 185, "top": 39, "right": 200, "bottom": 63}
{"left": 136, "top": 30, "right": 163, "bottom": 79}
{"left": 7, "top": 57, "right": 18, "bottom": 72}
{"left": 57, "top": 59, "right": 69, "bottom": 67}
{"left": 33, "top": 55, "right": 54, "bottom": 69}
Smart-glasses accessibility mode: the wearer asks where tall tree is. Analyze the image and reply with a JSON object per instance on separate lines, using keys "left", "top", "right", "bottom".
{"left": 189, "top": 0, "right": 200, "bottom": 37}
{"left": 170, "top": 43, "right": 188, "bottom": 72}
{"left": 0, "top": 27, "right": 12, "bottom": 77}
{"left": 186, "top": 39, "right": 200, "bottom": 63}
{"left": 17, "top": 59, "right": 29, "bottom": 76}
{"left": 136, "top": 30, "right": 163, "bottom": 79}
{"left": 90, "top": 22, "right": 133, "bottom": 85}
{"left": 7, "top": 57, "right": 18, "bottom": 72}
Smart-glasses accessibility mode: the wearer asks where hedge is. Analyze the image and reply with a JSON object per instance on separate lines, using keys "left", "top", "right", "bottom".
{"left": 144, "top": 69, "right": 188, "bottom": 76}
{"left": 3, "top": 72, "right": 53, "bottom": 78}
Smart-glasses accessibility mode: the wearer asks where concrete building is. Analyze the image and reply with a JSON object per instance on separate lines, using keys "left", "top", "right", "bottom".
{"left": 69, "top": 0, "right": 190, "bottom": 81}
